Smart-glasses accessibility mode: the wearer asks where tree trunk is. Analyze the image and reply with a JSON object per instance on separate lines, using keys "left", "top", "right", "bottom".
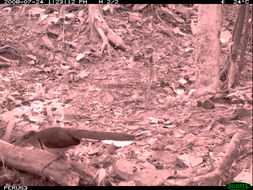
{"left": 195, "top": 5, "right": 222, "bottom": 96}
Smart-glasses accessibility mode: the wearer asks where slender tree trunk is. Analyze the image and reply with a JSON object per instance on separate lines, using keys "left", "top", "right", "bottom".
{"left": 195, "top": 5, "right": 222, "bottom": 96}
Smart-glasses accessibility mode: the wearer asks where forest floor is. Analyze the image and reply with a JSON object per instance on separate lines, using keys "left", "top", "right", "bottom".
{"left": 0, "top": 4, "right": 252, "bottom": 186}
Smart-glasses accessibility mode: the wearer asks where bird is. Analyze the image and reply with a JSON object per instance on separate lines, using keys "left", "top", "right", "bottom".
{"left": 14, "top": 127, "right": 135, "bottom": 171}
{"left": 15, "top": 127, "right": 135, "bottom": 154}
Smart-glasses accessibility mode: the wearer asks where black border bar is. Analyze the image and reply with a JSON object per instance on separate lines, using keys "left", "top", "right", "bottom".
{"left": 2, "top": 0, "right": 249, "bottom": 4}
